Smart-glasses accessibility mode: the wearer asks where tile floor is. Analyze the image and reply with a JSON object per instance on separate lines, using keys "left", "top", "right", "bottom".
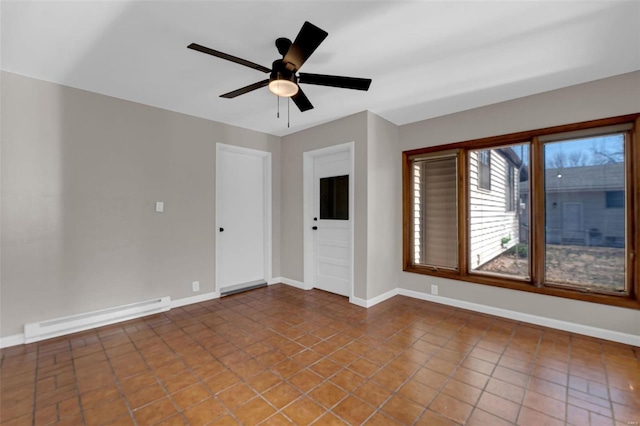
{"left": 1, "top": 285, "right": 639, "bottom": 425}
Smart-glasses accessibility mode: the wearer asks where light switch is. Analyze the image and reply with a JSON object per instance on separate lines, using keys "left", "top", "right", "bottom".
{"left": 155, "top": 202, "right": 164, "bottom": 213}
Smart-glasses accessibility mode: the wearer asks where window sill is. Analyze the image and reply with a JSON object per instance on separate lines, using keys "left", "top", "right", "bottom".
{"left": 403, "top": 265, "right": 640, "bottom": 310}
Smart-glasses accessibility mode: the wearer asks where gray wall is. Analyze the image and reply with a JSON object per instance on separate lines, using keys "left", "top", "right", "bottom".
{"left": 365, "top": 112, "right": 399, "bottom": 299}
{"left": 280, "top": 112, "right": 369, "bottom": 299}
{"left": 2, "top": 69, "right": 638, "bottom": 340}
{"left": 398, "top": 71, "right": 640, "bottom": 335}
{"left": 1, "top": 71, "right": 281, "bottom": 337}
{"left": 279, "top": 111, "right": 400, "bottom": 302}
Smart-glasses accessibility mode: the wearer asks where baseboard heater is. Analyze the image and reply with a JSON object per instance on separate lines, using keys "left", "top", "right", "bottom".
{"left": 220, "top": 280, "right": 267, "bottom": 297}
{"left": 24, "top": 296, "right": 171, "bottom": 344}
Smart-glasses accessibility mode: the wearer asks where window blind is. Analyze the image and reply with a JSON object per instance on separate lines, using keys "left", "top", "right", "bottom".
{"left": 412, "top": 155, "right": 458, "bottom": 269}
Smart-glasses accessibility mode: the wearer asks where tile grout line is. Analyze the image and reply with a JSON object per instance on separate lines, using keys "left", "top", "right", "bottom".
{"left": 30, "top": 340, "right": 41, "bottom": 426}
{"left": 347, "top": 306, "right": 486, "bottom": 425}
{"left": 513, "top": 323, "right": 546, "bottom": 425}
{"left": 415, "top": 310, "right": 505, "bottom": 425}
{"left": 599, "top": 338, "right": 617, "bottom": 425}
{"left": 148, "top": 308, "right": 239, "bottom": 424}
{"left": 66, "top": 337, "right": 85, "bottom": 425}
{"left": 439, "top": 313, "right": 506, "bottom": 426}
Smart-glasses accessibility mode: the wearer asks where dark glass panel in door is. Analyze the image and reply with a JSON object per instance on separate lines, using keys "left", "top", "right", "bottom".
{"left": 320, "top": 175, "right": 349, "bottom": 220}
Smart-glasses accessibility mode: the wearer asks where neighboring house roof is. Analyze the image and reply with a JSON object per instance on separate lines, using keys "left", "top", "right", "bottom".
{"left": 496, "top": 147, "right": 529, "bottom": 182}
{"left": 532, "top": 163, "right": 624, "bottom": 192}
{"left": 497, "top": 147, "right": 523, "bottom": 168}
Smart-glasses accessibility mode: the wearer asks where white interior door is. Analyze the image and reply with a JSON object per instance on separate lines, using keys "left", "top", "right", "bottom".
{"left": 216, "top": 144, "right": 271, "bottom": 293}
{"left": 311, "top": 150, "right": 352, "bottom": 296}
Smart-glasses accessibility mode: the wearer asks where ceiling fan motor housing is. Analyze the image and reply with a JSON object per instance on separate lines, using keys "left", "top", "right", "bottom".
{"left": 275, "top": 37, "right": 292, "bottom": 56}
{"left": 270, "top": 60, "right": 297, "bottom": 85}
{"left": 268, "top": 59, "right": 299, "bottom": 97}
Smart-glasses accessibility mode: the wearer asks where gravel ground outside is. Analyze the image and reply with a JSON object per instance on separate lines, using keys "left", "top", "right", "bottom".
{"left": 477, "top": 244, "right": 625, "bottom": 291}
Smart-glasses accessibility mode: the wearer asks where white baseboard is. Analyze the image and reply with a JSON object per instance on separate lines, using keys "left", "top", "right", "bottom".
{"left": 170, "top": 291, "right": 220, "bottom": 308}
{"left": 23, "top": 297, "right": 171, "bottom": 344}
{"left": 398, "top": 288, "right": 640, "bottom": 347}
{"left": 0, "top": 333, "right": 26, "bottom": 348}
{"left": 271, "top": 277, "right": 310, "bottom": 290}
{"left": 349, "top": 296, "right": 367, "bottom": 307}
{"left": 1, "top": 293, "right": 218, "bottom": 349}
{"left": 3, "top": 286, "right": 636, "bottom": 348}
{"left": 350, "top": 288, "right": 398, "bottom": 308}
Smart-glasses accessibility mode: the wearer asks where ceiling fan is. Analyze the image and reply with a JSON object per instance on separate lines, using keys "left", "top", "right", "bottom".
{"left": 187, "top": 21, "right": 372, "bottom": 113}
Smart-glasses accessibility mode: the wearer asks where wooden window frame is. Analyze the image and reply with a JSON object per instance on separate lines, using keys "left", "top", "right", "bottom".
{"left": 403, "top": 114, "right": 640, "bottom": 309}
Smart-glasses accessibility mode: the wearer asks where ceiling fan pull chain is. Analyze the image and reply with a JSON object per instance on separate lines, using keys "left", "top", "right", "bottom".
{"left": 288, "top": 97, "right": 290, "bottom": 128}
{"left": 277, "top": 95, "right": 280, "bottom": 118}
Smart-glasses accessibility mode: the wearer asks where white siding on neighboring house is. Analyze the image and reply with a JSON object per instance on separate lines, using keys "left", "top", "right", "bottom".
{"left": 469, "top": 150, "right": 519, "bottom": 268}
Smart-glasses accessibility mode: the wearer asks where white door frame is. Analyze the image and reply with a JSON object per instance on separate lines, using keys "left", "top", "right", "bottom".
{"left": 215, "top": 143, "right": 272, "bottom": 294}
{"left": 303, "top": 142, "right": 355, "bottom": 299}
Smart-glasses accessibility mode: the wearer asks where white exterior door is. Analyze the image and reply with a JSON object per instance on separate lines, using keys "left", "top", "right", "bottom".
{"left": 216, "top": 144, "right": 271, "bottom": 293}
{"left": 562, "top": 202, "right": 583, "bottom": 243}
{"left": 307, "top": 147, "right": 353, "bottom": 297}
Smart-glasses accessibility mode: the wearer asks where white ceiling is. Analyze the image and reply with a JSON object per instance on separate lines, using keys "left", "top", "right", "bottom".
{"left": 2, "top": 1, "right": 639, "bottom": 136}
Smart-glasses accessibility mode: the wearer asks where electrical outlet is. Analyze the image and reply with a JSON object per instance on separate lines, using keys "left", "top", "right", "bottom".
{"left": 431, "top": 284, "right": 438, "bottom": 295}
{"left": 192, "top": 281, "right": 200, "bottom": 292}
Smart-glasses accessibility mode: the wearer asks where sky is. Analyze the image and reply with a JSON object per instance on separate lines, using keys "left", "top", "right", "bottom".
{"left": 544, "top": 134, "right": 624, "bottom": 168}
{"left": 477, "top": 133, "right": 625, "bottom": 169}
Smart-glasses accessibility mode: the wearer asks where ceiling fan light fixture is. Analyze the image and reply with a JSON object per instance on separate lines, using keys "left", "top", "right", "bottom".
{"left": 268, "top": 77, "right": 298, "bottom": 97}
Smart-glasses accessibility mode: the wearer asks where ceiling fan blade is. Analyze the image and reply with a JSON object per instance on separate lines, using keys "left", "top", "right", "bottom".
{"left": 298, "top": 73, "right": 372, "bottom": 91}
{"left": 292, "top": 88, "right": 314, "bottom": 112}
{"left": 220, "top": 79, "right": 269, "bottom": 98}
{"left": 282, "top": 21, "right": 328, "bottom": 72}
{"left": 188, "top": 43, "right": 271, "bottom": 73}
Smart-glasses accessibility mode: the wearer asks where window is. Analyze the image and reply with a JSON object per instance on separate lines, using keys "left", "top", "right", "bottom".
{"left": 506, "top": 164, "right": 516, "bottom": 212}
{"left": 469, "top": 144, "right": 529, "bottom": 279}
{"left": 606, "top": 191, "right": 624, "bottom": 208}
{"left": 543, "top": 133, "right": 626, "bottom": 293}
{"left": 411, "top": 153, "right": 458, "bottom": 270}
{"left": 478, "top": 150, "right": 491, "bottom": 190}
{"left": 403, "top": 115, "right": 639, "bottom": 308}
